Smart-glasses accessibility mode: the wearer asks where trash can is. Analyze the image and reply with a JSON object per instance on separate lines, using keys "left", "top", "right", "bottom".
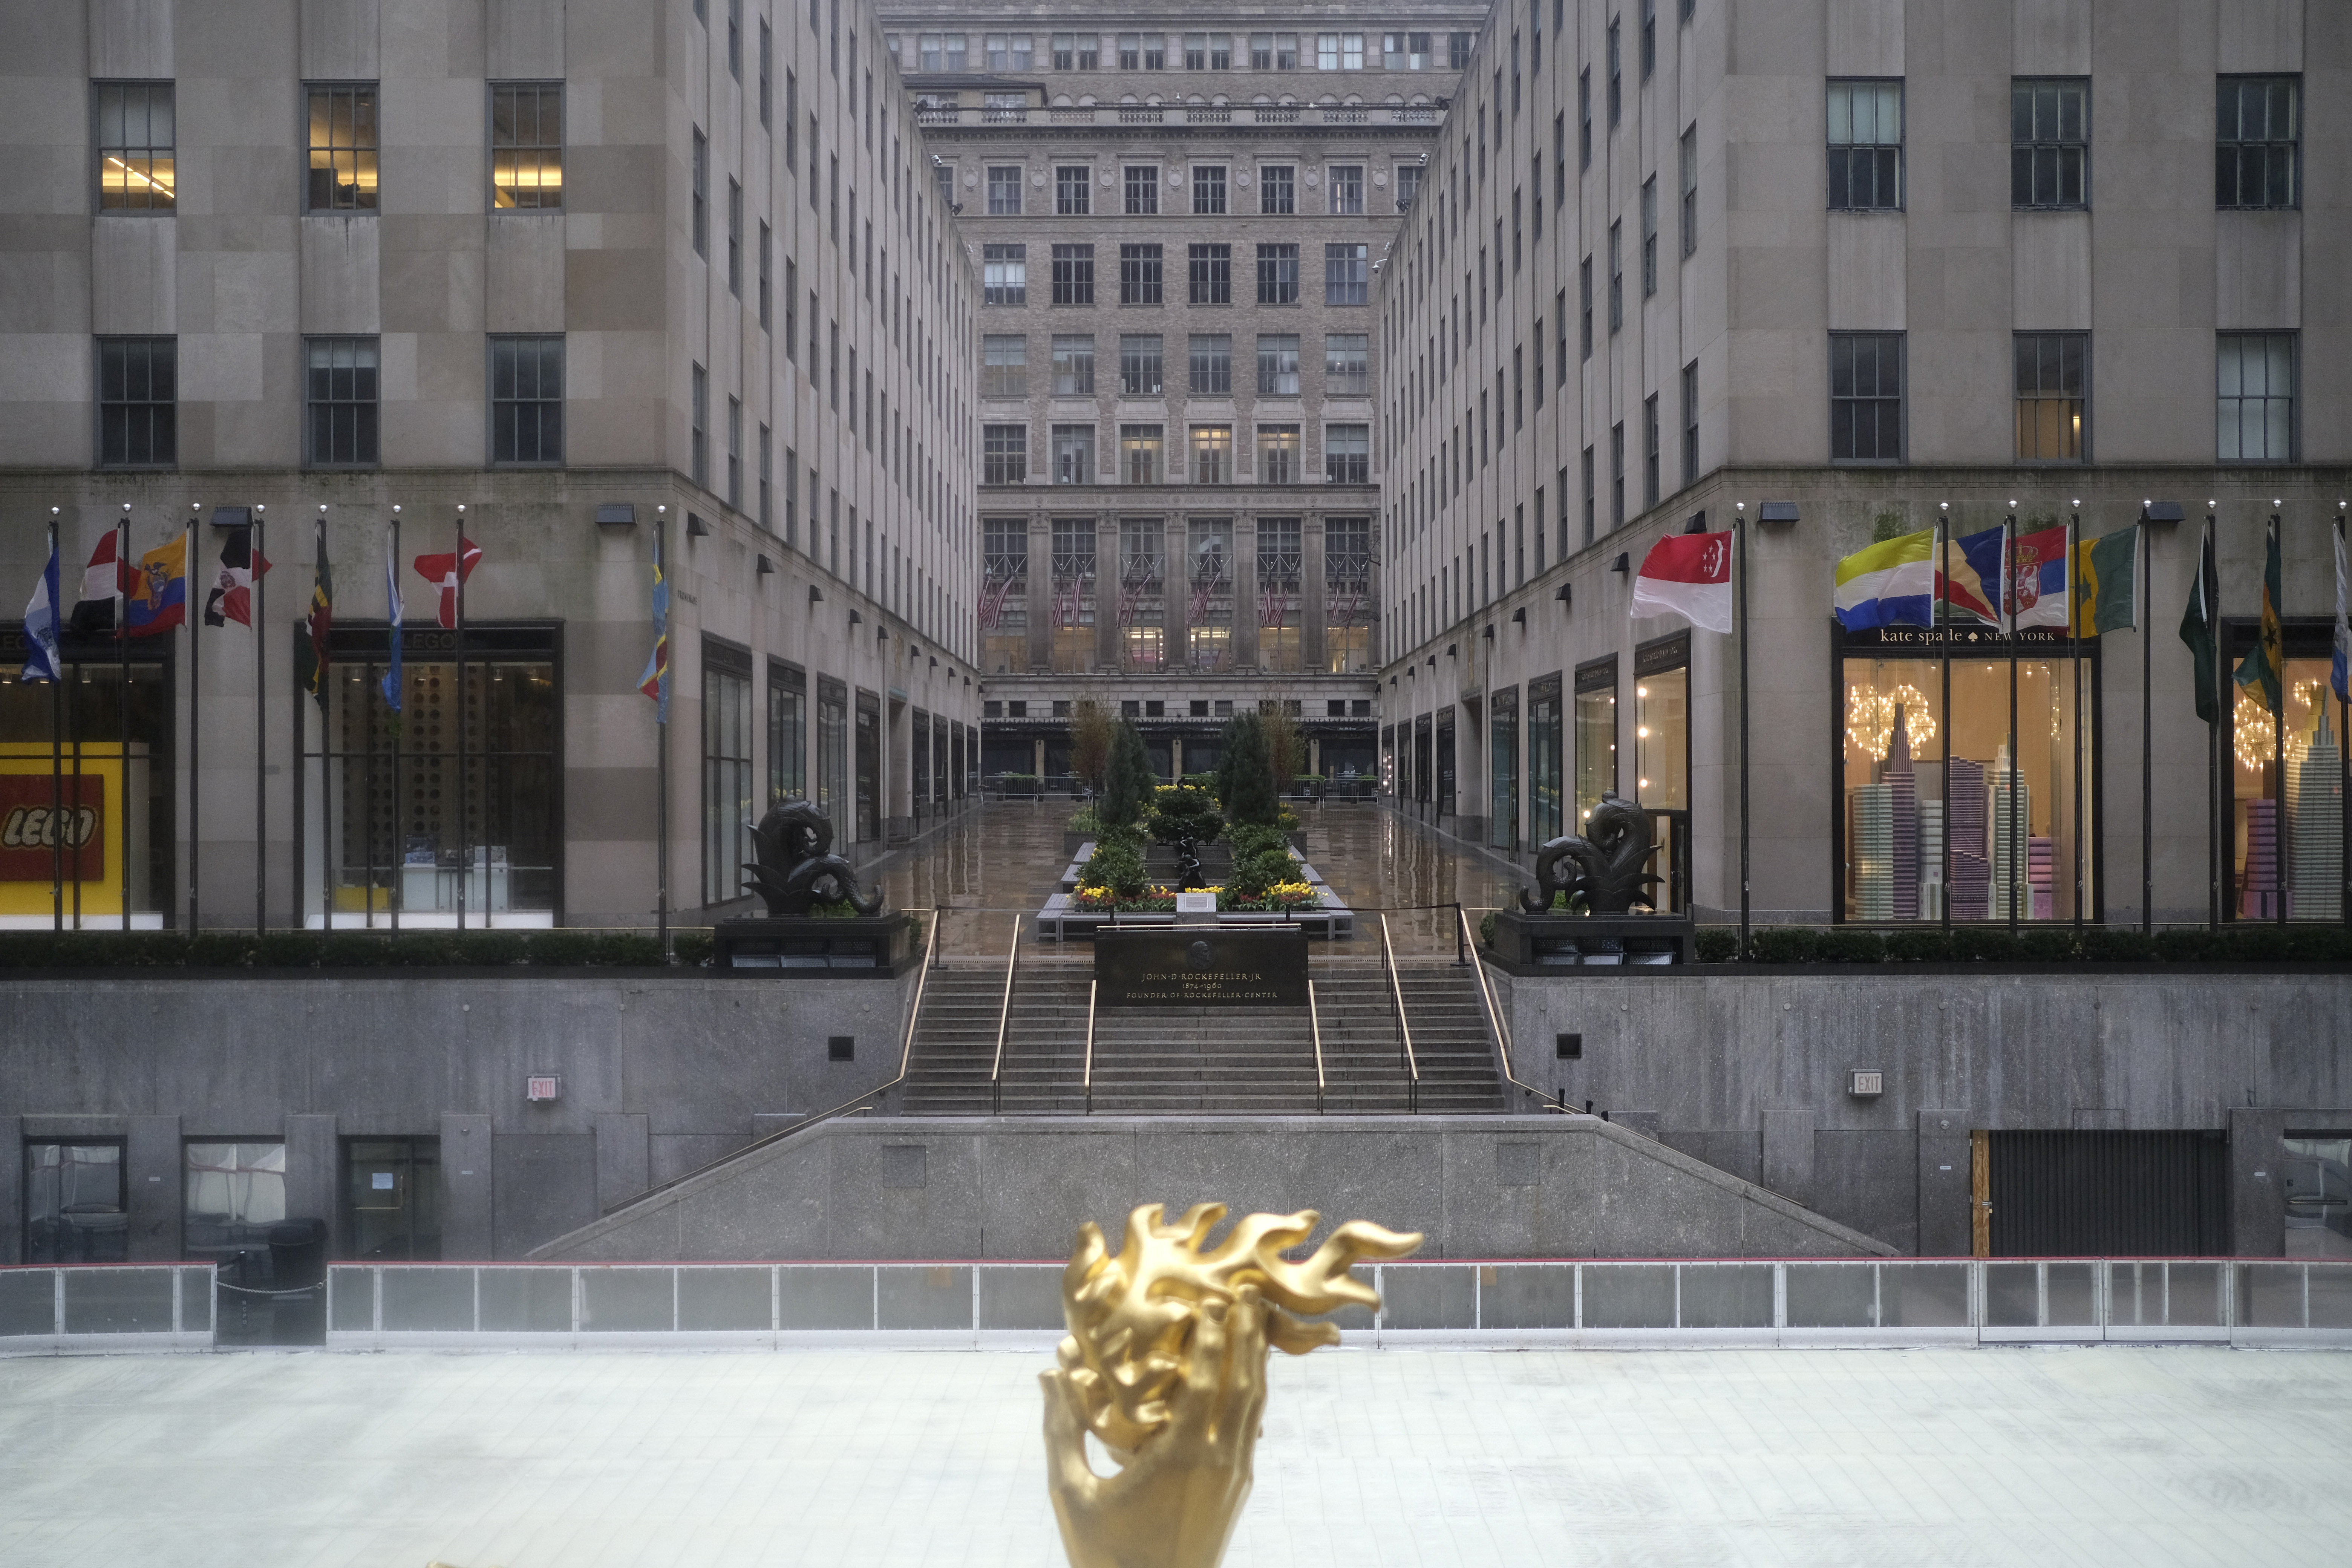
{"left": 266, "top": 1217, "right": 329, "bottom": 1346}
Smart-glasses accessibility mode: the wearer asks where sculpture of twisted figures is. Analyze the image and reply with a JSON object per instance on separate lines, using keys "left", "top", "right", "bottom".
{"left": 742, "top": 799, "right": 885, "bottom": 916}
{"left": 1520, "top": 789, "right": 1663, "bottom": 915}
{"left": 1042, "top": 1203, "right": 1423, "bottom": 1568}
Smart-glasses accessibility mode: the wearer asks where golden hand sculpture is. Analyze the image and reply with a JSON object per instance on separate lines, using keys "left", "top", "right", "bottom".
{"left": 1041, "top": 1203, "right": 1424, "bottom": 1568}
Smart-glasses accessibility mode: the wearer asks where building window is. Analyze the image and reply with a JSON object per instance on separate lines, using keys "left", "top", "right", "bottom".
{"left": 2014, "top": 332, "right": 2087, "bottom": 462}
{"left": 1124, "top": 165, "right": 1160, "bottom": 215}
{"left": 1258, "top": 425, "right": 1300, "bottom": 483}
{"left": 1193, "top": 165, "right": 1228, "bottom": 215}
{"left": 1055, "top": 165, "right": 1091, "bottom": 214}
{"left": 1256, "top": 243, "right": 1299, "bottom": 305}
{"left": 769, "top": 662, "right": 807, "bottom": 802}
{"left": 1118, "top": 32, "right": 1165, "bottom": 71}
{"left": 2217, "top": 76, "right": 2300, "bottom": 209}
{"left": 1640, "top": 177, "right": 1658, "bottom": 296}
{"left": 983, "top": 423, "right": 1028, "bottom": 483}
{"left": 1681, "top": 360, "right": 1699, "bottom": 484}
{"left": 1609, "top": 422, "right": 1625, "bottom": 527}
{"left": 1257, "top": 515, "right": 1304, "bottom": 672}
{"left": 1490, "top": 683, "right": 1519, "bottom": 851}
{"left": 1397, "top": 164, "right": 1421, "bottom": 210}
{"left": 2012, "top": 79, "right": 2088, "bottom": 209}
{"left": 1120, "top": 424, "right": 1162, "bottom": 484}
{"left": 1579, "top": 257, "right": 1593, "bottom": 358}
{"left": 984, "top": 32, "right": 1034, "bottom": 71}
{"left": 1578, "top": 68, "right": 1592, "bottom": 168}
{"left": 757, "top": 422, "right": 770, "bottom": 529}
{"left": 1328, "top": 164, "right": 1365, "bottom": 216}
{"left": 1119, "top": 334, "right": 1164, "bottom": 395}
{"left": 983, "top": 335, "right": 1027, "bottom": 397}
{"left": 1828, "top": 79, "right": 1903, "bottom": 210}
{"left": 1326, "top": 333, "right": 1369, "bottom": 395}
{"left": 919, "top": 33, "right": 967, "bottom": 72}
{"left": 690, "top": 362, "right": 708, "bottom": 485}
{"left": 1052, "top": 424, "right": 1094, "bottom": 484}
{"left": 1581, "top": 445, "right": 1596, "bottom": 543}
{"left": 1053, "top": 33, "right": 1099, "bottom": 70}
{"left": 1317, "top": 33, "right": 1365, "bottom": 70}
{"left": 183, "top": 1142, "right": 287, "bottom": 1268}
{"left": 24, "top": 1141, "right": 127, "bottom": 1263}
{"left": 983, "top": 243, "right": 1026, "bottom": 305}
{"left": 1606, "top": 20, "right": 1621, "bottom": 126}
{"left": 1643, "top": 394, "right": 1661, "bottom": 508}
{"left": 1449, "top": 31, "right": 1475, "bottom": 69}
{"left": 691, "top": 130, "right": 708, "bottom": 253}
{"left": 95, "top": 336, "right": 176, "bottom": 468}
{"left": 759, "top": 17, "right": 772, "bottom": 124}
{"left": 1119, "top": 244, "right": 1164, "bottom": 306}
{"left": 95, "top": 80, "right": 175, "bottom": 212}
{"left": 1189, "top": 333, "right": 1232, "bottom": 394}
{"left": 1324, "top": 243, "right": 1369, "bottom": 306}
{"left": 757, "top": 221, "right": 771, "bottom": 325}
{"left": 1680, "top": 126, "right": 1698, "bottom": 257}
{"left": 2216, "top": 332, "right": 2295, "bottom": 462}
{"left": 704, "top": 642, "right": 754, "bottom": 904}
{"left": 1187, "top": 243, "right": 1231, "bottom": 305}
{"left": 727, "top": 178, "right": 743, "bottom": 292}
{"left": 492, "top": 83, "right": 563, "bottom": 209}
{"left": 1829, "top": 331, "right": 1904, "bottom": 463}
{"left": 1325, "top": 423, "right": 1370, "bottom": 484}
{"left": 490, "top": 335, "right": 564, "bottom": 465}
{"left": 1052, "top": 334, "right": 1095, "bottom": 395}
{"left": 726, "top": 395, "right": 742, "bottom": 507}
{"left": 1259, "top": 165, "right": 1295, "bottom": 214}
{"left": 1050, "top": 243, "right": 1093, "bottom": 305}
{"left": 304, "top": 337, "right": 379, "bottom": 467}
{"left": 305, "top": 84, "right": 378, "bottom": 211}
{"left": 1253, "top": 33, "right": 1301, "bottom": 70}
{"left": 1607, "top": 222, "right": 1623, "bottom": 331}
{"left": 986, "top": 164, "right": 1022, "bottom": 216}
{"left": 1190, "top": 424, "right": 1231, "bottom": 483}
{"left": 1256, "top": 334, "right": 1301, "bottom": 395}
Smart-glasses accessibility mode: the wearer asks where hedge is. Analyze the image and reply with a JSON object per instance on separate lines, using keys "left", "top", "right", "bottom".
{"left": 0, "top": 929, "right": 717, "bottom": 969}
{"left": 1690, "top": 924, "right": 2352, "bottom": 966}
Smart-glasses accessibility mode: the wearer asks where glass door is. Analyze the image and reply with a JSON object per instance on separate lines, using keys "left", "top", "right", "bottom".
{"left": 343, "top": 1137, "right": 441, "bottom": 1261}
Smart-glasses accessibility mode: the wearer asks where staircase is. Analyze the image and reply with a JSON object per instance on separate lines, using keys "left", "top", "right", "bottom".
{"left": 897, "top": 956, "right": 1505, "bottom": 1116}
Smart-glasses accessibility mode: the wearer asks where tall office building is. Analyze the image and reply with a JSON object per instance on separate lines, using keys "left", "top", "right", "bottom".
{"left": 875, "top": 6, "right": 1486, "bottom": 786}
{"left": 0, "top": 0, "right": 980, "bottom": 927}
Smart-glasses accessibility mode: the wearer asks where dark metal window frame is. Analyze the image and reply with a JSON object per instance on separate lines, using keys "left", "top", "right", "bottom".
{"left": 1828, "top": 330, "right": 1905, "bottom": 464}
{"left": 2014, "top": 330, "right": 2090, "bottom": 464}
{"left": 94, "top": 80, "right": 176, "bottom": 214}
{"left": 490, "top": 81, "right": 565, "bottom": 212}
{"left": 2217, "top": 75, "right": 2300, "bottom": 210}
{"left": 488, "top": 334, "right": 565, "bottom": 467}
{"left": 95, "top": 335, "right": 177, "bottom": 470}
{"left": 304, "top": 82, "right": 380, "bottom": 213}
{"left": 2011, "top": 77, "right": 2090, "bottom": 211}
{"left": 305, "top": 335, "right": 381, "bottom": 469}
{"left": 1827, "top": 78, "right": 1904, "bottom": 212}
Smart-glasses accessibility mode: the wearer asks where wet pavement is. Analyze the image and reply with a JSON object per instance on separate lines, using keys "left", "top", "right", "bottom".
{"left": 870, "top": 798, "right": 1523, "bottom": 960}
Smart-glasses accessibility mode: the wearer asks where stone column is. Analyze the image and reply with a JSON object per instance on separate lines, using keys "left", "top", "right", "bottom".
{"left": 283, "top": 1113, "right": 339, "bottom": 1253}
{"left": 1164, "top": 513, "right": 1191, "bottom": 669}
{"left": 1303, "top": 511, "right": 1328, "bottom": 674}
{"left": 1096, "top": 513, "right": 1120, "bottom": 669}
{"left": 1233, "top": 513, "right": 1260, "bottom": 669}
{"left": 1026, "top": 512, "right": 1052, "bottom": 670}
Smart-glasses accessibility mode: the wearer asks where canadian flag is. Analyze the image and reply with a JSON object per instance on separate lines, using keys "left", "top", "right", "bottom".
{"left": 413, "top": 538, "right": 482, "bottom": 629}
{"left": 1630, "top": 530, "right": 1733, "bottom": 634}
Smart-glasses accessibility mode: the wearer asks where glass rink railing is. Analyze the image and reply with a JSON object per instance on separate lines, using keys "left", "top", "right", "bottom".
{"left": 5, "top": 1259, "right": 2350, "bottom": 1352}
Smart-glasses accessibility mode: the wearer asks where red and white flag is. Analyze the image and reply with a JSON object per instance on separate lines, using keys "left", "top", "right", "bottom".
{"left": 1630, "top": 530, "right": 1733, "bottom": 633}
{"left": 413, "top": 538, "right": 482, "bottom": 629}
{"left": 69, "top": 533, "right": 126, "bottom": 632}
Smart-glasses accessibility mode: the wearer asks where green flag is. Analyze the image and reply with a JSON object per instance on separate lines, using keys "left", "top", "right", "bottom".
{"left": 2232, "top": 516, "right": 2284, "bottom": 714}
{"left": 2072, "top": 524, "right": 2138, "bottom": 635}
{"left": 2178, "top": 526, "right": 2219, "bottom": 723}
{"left": 297, "top": 527, "right": 333, "bottom": 708}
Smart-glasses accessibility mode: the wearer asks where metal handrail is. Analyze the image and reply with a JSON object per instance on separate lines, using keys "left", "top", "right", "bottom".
{"left": 988, "top": 914, "right": 1021, "bottom": 1114}
{"left": 587, "top": 907, "right": 941, "bottom": 1220}
{"left": 1081, "top": 979, "right": 1099, "bottom": 1114}
{"left": 1380, "top": 913, "right": 1419, "bottom": 1113}
{"left": 1459, "top": 905, "right": 1566, "bottom": 1113}
{"left": 1307, "top": 978, "right": 1327, "bottom": 1114}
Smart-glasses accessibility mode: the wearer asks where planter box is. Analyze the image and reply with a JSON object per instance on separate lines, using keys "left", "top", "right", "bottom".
{"left": 712, "top": 912, "right": 921, "bottom": 976}
{"left": 1485, "top": 909, "right": 1695, "bottom": 974}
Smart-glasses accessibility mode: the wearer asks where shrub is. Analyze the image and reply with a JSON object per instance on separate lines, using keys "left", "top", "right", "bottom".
{"left": 2080, "top": 928, "right": 2155, "bottom": 963}
{"left": 1144, "top": 785, "right": 1224, "bottom": 848}
{"left": 1746, "top": 926, "right": 1817, "bottom": 964}
{"left": 2152, "top": 928, "right": 2219, "bottom": 963}
{"left": 1883, "top": 929, "right": 1951, "bottom": 962}
{"left": 1080, "top": 840, "right": 1149, "bottom": 899}
{"left": 1479, "top": 911, "right": 1499, "bottom": 949}
{"left": 1227, "top": 848, "right": 1298, "bottom": 899}
{"left": 1226, "top": 822, "right": 1289, "bottom": 862}
{"left": 1216, "top": 712, "right": 1279, "bottom": 826}
{"left": 2015, "top": 927, "right": 2081, "bottom": 963}
{"left": 1066, "top": 805, "right": 1102, "bottom": 836}
{"left": 1950, "top": 928, "right": 2021, "bottom": 963}
{"left": 1815, "top": 929, "right": 1886, "bottom": 963}
{"left": 1693, "top": 928, "right": 1738, "bottom": 963}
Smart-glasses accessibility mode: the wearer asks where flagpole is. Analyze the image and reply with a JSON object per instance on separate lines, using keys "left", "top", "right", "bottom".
{"left": 389, "top": 507, "right": 400, "bottom": 936}
{"left": 2271, "top": 510, "right": 2285, "bottom": 928}
{"left": 2207, "top": 513, "right": 2221, "bottom": 931}
{"left": 2140, "top": 512, "right": 2153, "bottom": 936}
{"left": 1937, "top": 505, "right": 1951, "bottom": 936}
{"left": 318, "top": 508, "right": 332, "bottom": 934}
{"left": 2069, "top": 506, "right": 2081, "bottom": 931}
{"left": 47, "top": 510, "right": 62, "bottom": 933}
{"left": 118, "top": 505, "right": 131, "bottom": 931}
{"left": 253, "top": 504, "right": 269, "bottom": 934}
{"left": 185, "top": 506, "right": 200, "bottom": 937}
{"left": 2339, "top": 511, "right": 2349, "bottom": 937}
{"left": 454, "top": 504, "right": 469, "bottom": 933}
{"left": 2006, "top": 509, "right": 2020, "bottom": 934}
{"left": 1735, "top": 504, "right": 1750, "bottom": 952}
{"left": 655, "top": 508, "right": 671, "bottom": 962}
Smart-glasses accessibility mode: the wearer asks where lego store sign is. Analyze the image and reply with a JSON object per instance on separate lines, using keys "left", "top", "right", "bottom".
{"left": 0, "top": 774, "right": 103, "bottom": 881}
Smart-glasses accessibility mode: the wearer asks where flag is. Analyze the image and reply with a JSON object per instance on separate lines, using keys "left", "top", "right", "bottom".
{"left": 1630, "top": 530, "right": 1732, "bottom": 633}
{"left": 1833, "top": 528, "right": 1936, "bottom": 632}
{"left": 126, "top": 536, "right": 187, "bottom": 637}
{"left": 20, "top": 542, "right": 61, "bottom": 683}
{"left": 204, "top": 527, "right": 270, "bottom": 627}
{"left": 2332, "top": 522, "right": 2348, "bottom": 704}
{"left": 2003, "top": 525, "right": 2072, "bottom": 629}
{"left": 639, "top": 553, "right": 669, "bottom": 724}
{"left": 2072, "top": 524, "right": 2140, "bottom": 637}
{"left": 413, "top": 538, "right": 481, "bottom": 629}
{"left": 69, "top": 533, "right": 124, "bottom": 633}
{"left": 296, "top": 529, "right": 333, "bottom": 707}
{"left": 381, "top": 529, "right": 403, "bottom": 713}
{"left": 2233, "top": 516, "right": 2284, "bottom": 714}
{"left": 1940, "top": 525, "right": 2005, "bottom": 625}
{"left": 2179, "top": 526, "right": 2219, "bottom": 724}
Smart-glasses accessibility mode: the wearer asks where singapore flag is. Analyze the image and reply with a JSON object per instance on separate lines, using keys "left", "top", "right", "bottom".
{"left": 1630, "top": 530, "right": 1733, "bottom": 633}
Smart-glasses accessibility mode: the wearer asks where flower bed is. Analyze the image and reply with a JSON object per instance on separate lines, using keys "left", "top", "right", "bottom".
{"left": 1068, "top": 882, "right": 1323, "bottom": 915}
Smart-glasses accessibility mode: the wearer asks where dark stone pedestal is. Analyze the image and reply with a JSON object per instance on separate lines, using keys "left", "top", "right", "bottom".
{"left": 1095, "top": 926, "right": 1309, "bottom": 1006}
{"left": 714, "top": 913, "right": 920, "bottom": 976}
{"left": 1487, "top": 910, "right": 1695, "bottom": 973}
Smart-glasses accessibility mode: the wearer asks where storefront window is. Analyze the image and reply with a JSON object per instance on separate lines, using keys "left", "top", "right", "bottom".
{"left": 1258, "top": 517, "right": 1303, "bottom": 673}
{"left": 703, "top": 640, "right": 753, "bottom": 905}
{"left": 768, "top": 662, "right": 806, "bottom": 802}
{"left": 1325, "top": 516, "right": 1375, "bottom": 673}
{"left": 1489, "top": 686, "right": 1519, "bottom": 850}
{"left": 980, "top": 517, "right": 1028, "bottom": 675}
{"left": 1380, "top": 723, "right": 1396, "bottom": 796}
{"left": 1528, "top": 673, "right": 1564, "bottom": 844}
{"left": 23, "top": 1141, "right": 124, "bottom": 1263}
{"left": 1188, "top": 518, "right": 1233, "bottom": 671}
{"left": 1118, "top": 517, "right": 1165, "bottom": 671}
{"left": 0, "top": 635, "right": 174, "bottom": 928}
{"left": 1050, "top": 517, "right": 1095, "bottom": 673}
{"left": 183, "top": 1141, "right": 286, "bottom": 1265}
{"left": 1839, "top": 629, "right": 2093, "bottom": 923}
{"left": 816, "top": 677, "right": 848, "bottom": 827}
{"left": 2226, "top": 626, "right": 2347, "bottom": 921}
{"left": 305, "top": 625, "right": 558, "bottom": 926}
{"left": 911, "top": 708, "right": 932, "bottom": 808}
{"left": 1573, "top": 656, "right": 1617, "bottom": 827}
{"left": 854, "top": 690, "right": 880, "bottom": 842}
{"left": 1435, "top": 706, "right": 1456, "bottom": 815}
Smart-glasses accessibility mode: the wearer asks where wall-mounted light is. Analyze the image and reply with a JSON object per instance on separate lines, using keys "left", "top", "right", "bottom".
{"left": 1683, "top": 511, "right": 1708, "bottom": 534}
{"left": 1556, "top": 583, "right": 1573, "bottom": 611}
{"left": 595, "top": 503, "right": 638, "bottom": 526}
{"left": 2140, "top": 501, "right": 2185, "bottom": 525}
{"left": 849, "top": 609, "right": 864, "bottom": 626}
{"left": 1479, "top": 625, "right": 1494, "bottom": 640}
{"left": 756, "top": 554, "right": 776, "bottom": 576}
{"left": 686, "top": 512, "right": 711, "bottom": 537}
{"left": 1759, "top": 501, "right": 1799, "bottom": 525}
{"left": 1608, "top": 552, "right": 1629, "bottom": 573}
{"left": 809, "top": 584, "right": 824, "bottom": 605}
{"left": 1444, "top": 643, "right": 1457, "bottom": 658}
{"left": 1511, "top": 606, "right": 1526, "bottom": 627}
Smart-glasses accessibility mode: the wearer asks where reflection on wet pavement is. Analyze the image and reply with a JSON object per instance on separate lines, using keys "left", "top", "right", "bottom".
{"left": 873, "top": 800, "right": 1524, "bottom": 958}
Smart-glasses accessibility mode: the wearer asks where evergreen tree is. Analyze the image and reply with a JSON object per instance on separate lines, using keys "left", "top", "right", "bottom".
{"left": 1217, "top": 711, "right": 1279, "bottom": 826}
{"left": 1101, "top": 721, "right": 1155, "bottom": 829}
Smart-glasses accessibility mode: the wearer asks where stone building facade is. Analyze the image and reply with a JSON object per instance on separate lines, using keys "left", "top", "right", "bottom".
{"left": 1381, "top": 0, "right": 2349, "bottom": 926}
{"left": 0, "top": 0, "right": 982, "bottom": 927}
{"left": 876, "top": 4, "right": 1488, "bottom": 784}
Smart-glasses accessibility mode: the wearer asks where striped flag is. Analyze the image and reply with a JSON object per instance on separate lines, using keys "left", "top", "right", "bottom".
{"left": 1833, "top": 528, "right": 1936, "bottom": 632}
{"left": 639, "top": 553, "right": 669, "bottom": 724}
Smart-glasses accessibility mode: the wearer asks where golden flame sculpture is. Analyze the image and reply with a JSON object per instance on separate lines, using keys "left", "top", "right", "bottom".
{"left": 1041, "top": 1203, "right": 1423, "bottom": 1568}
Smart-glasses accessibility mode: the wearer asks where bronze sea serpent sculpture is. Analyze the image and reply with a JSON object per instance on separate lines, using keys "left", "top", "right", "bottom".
{"left": 1041, "top": 1203, "right": 1424, "bottom": 1568}
{"left": 1520, "top": 789, "right": 1663, "bottom": 915}
{"left": 741, "top": 798, "right": 885, "bottom": 916}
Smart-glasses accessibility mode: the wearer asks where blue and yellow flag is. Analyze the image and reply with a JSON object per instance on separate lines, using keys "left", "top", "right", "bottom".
{"left": 639, "top": 555, "right": 669, "bottom": 724}
{"left": 125, "top": 535, "right": 187, "bottom": 637}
